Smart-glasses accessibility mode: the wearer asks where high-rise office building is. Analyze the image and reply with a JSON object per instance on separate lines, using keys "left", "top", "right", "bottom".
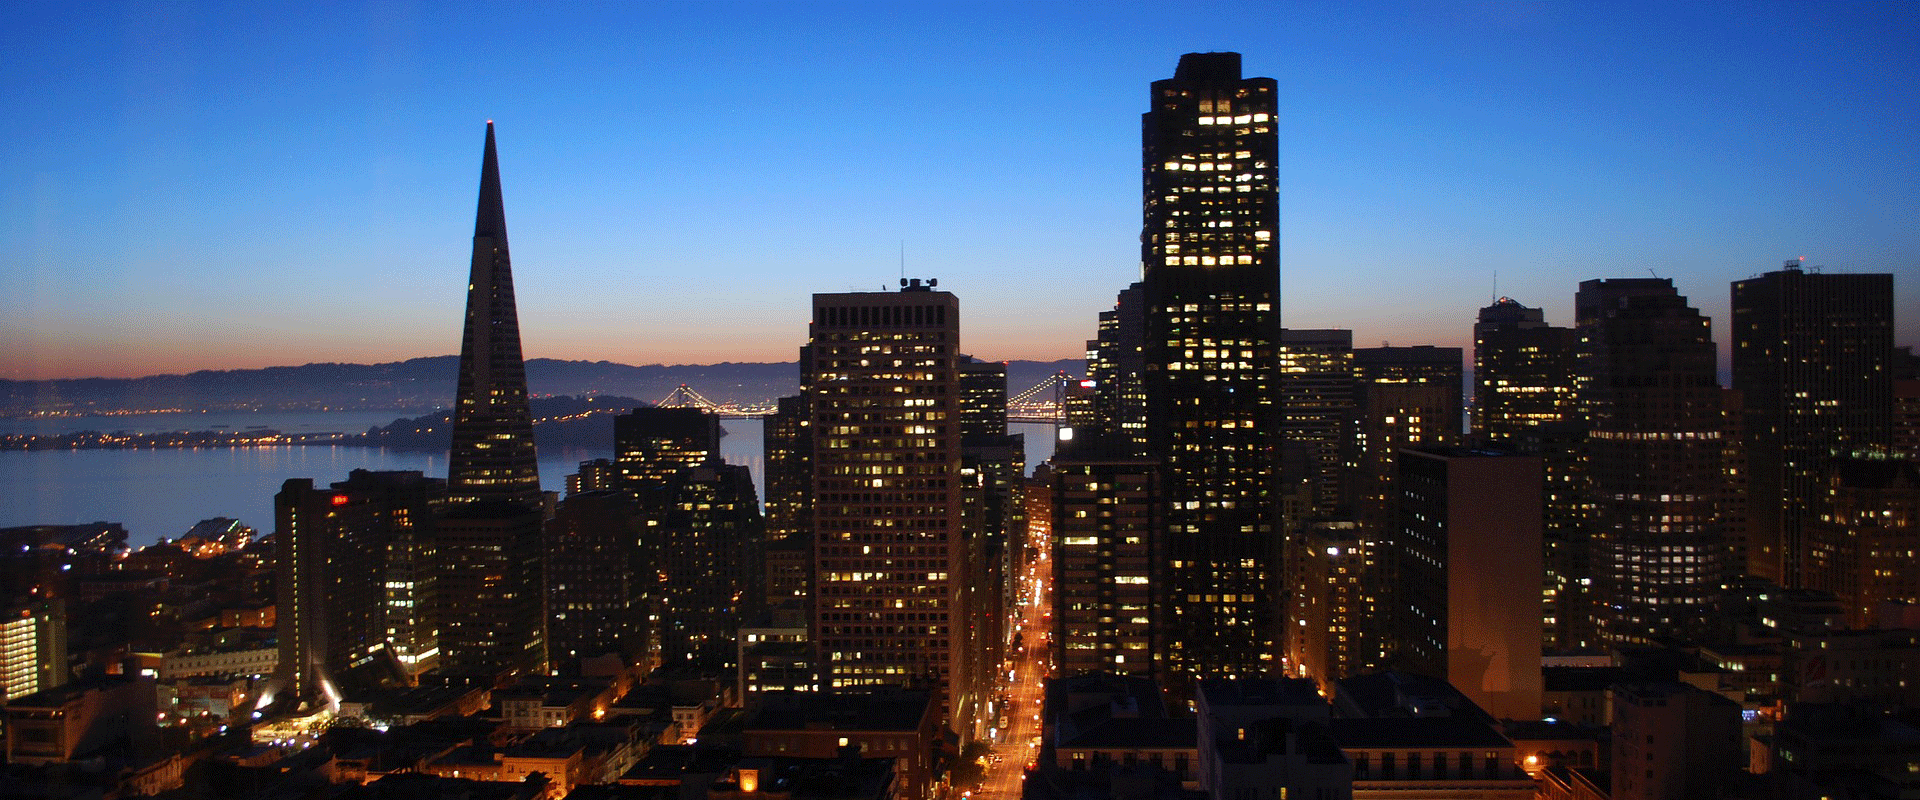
{"left": 277, "top": 470, "right": 445, "bottom": 700}
{"left": 1139, "top": 52, "right": 1281, "bottom": 678}
{"left": 762, "top": 393, "right": 814, "bottom": 611}
{"left": 0, "top": 599, "right": 65, "bottom": 702}
{"left": 437, "top": 123, "right": 546, "bottom": 678}
{"left": 613, "top": 406, "right": 763, "bottom": 670}
{"left": 1474, "top": 297, "right": 1578, "bottom": 444}
{"left": 1289, "top": 520, "right": 1386, "bottom": 683}
{"left": 615, "top": 407, "right": 723, "bottom": 491}
{"left": 448, "top": 123, "right": 541, "bottom": 509}
{"left": 1087, "top": 282, "right": 1147, "bottom": 450}
{"left": 957, "top": 357, "right": 1022, "bottom": 737}
{"left": 1731, "top": 263, "right": 1894, "bottom": 586}
{"left": 1043, "top": 446, "right": 1158, "bottom": 677}
{"left": 1391, "top": 448, "right": 1544, "bottom": 722}
{"left": 1348, "top": 345, "right": 1461, "bottom": 535}
{"left": 1803, "top": 458, "right": 1919, "bottom": 628}
{"left": 1577, "top": 278, "right": 1726, "bottom": 646}
{"left": 807, "top": 283, "right": 967, "bottom": 714}
{"left": 654, "top": 463, "right": 764, "bottom": 670}
{"left": 1471, "top": 298, "right": 1587, "bottom": 651}
{"left": 544, "top": 490, "right": 644, "bottom": 670}
{"left": 763, "top": 395, "right": 813, "bottom": 543}
{"left": 1278, "top": 330, "right": 1354, "bottom": 518}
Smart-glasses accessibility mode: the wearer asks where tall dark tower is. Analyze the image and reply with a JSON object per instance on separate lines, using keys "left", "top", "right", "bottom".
{"left": 437, "top": 123, "right": 546, "bottom": 678}
{"left": 449, "top": 121, "right": 541, "bottom": 508}
{"left": 1731, "top": 263, "right": 1893, "bottom": 586}
{"left": 1577, "top": 278, "right": 1726, "bottom": 646}
{"left": 1140, "top": 52, "right": 1282, "bottom": 677}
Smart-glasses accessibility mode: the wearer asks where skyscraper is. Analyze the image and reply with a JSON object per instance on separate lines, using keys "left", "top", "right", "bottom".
{"left": 1577, "top": 278, "right": 1725, "bottom": 645}
{"left": 437, "top": 123, "right": 546, "bottom": 677}
{"left": 1042, "top": 449, "right": 1158, "bottom": 677}
{"left": 448, "top": 122, "right": 541, "bottom": 509}
{"left": 1473, "top": 297, "right": 1578, "bottom": 444}
{"left": 806, "top": 283, "right": 967, "bottom": 711}
{"left": 1348, "top": 345, "right": 1462, "bottom": 536}
{"left": 1471, "top": 298, "right": 1587, "bottom": 650}
{"left": 544, "top": 490, "right": 644, "bottom": 670}
{"left": 1391, "top": 447, "right": 1544, "bottom": 722}
{"left": 1278, "top": 329, "right": 1354, "bottom": 518}
{"left": 277, "top": 470, "right": 445, "bottom": 701}
{"left": 1087, "top": 282, "right": 1147, "bottom": 450}
{"left": 1731, "top": 263, "right": 1894, "bottom": 586}
{"left": 1139, "top": 52, "right": 1282, "bottom": 678}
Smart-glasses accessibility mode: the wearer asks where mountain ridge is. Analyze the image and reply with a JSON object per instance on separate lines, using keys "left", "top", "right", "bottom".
{"left": 1, "top": 357, "right": 1085, "bottom": 416}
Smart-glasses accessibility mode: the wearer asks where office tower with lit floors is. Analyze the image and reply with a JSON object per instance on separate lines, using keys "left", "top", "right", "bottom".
{"left": 1277, "top": 329, "right": 1354, "bottom": 518}
{"left": 1474, "top": 297, "right": 1579, "bottom": 444}
{"left": 277, "top": 470, "right": 446, "bottom": 701}
{"left": 807, "top": 282, "right": 971, "bottom": 726}
{"left": 1139, "top": 52, "right": 1282, "bottom": 678}
{"left": 436, "top": 122, "right": 547, "bottom": 679}
{"left": 1044, "top": 430, "right": 1159, "bottom": 677}
{"left": 1087, "top": 282, "right": 1148, "bottom": 450}
{"left": 1472, "top": 297, "right": 1589, "bottom": 651}
{"left": 1347, "top": 345, "right": 1461, "bottom": 535}
{"left": 1731, "top": 263, "right": 1894, "bottom": 587}
{"left": 1577, "top": 278, "right": 1727, "bottom": 646}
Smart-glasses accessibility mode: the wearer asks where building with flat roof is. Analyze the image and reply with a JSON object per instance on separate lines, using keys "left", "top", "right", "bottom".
{"left": 1392, "top": 448, "right": 1544, "bottom": 721}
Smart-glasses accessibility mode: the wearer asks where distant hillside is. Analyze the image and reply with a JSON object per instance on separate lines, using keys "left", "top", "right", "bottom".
{"left": 1, "top": 357, "right": 1084, "bottom": 416}
{"left": 346, "top": 395, "right": 647, "bottom": 451}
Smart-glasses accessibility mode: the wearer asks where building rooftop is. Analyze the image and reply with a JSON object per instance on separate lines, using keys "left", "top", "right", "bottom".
{"left": 744, "top": 690, "right": 930, "bottom": 734}
{"left": 1057, "top": 716, "right": 1197, "bottom": 750}
{"left": 1198, "top": 677, "right": 1323, "bottom": 708}
{"left": 1329, "top": 717, "right": 1514, "bottom": 750}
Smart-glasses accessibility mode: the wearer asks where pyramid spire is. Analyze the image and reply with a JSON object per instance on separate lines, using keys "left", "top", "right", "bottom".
{"left": 449, "top": 121, "right": 540, "bottom": 507}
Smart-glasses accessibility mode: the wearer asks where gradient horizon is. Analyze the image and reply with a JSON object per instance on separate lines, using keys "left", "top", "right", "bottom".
{"left": 4, "top": 2, "right": 1916, "bottom": 381}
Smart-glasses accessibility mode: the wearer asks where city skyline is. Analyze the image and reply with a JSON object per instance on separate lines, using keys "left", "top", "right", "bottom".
{"left": 4, "top": 2, "right": 1917, "bottom": 381}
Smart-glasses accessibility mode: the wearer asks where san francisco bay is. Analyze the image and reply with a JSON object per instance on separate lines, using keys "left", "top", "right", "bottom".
{"left": 1, "top": 414, "right": 1055, "bottom": 547}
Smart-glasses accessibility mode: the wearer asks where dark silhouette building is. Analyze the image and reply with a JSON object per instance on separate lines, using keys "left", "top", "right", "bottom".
{"left": 277, "top": 469, "right": 446, "bottom": 701}
{"left": 1731, "top": 263, "right": 1894, "bottom": 587}
{"left": 1471, "top": 297, "right": 1589, "bottom": 651}
{"left": 1576, "top": 278, "right": 1726, "bottom": 646}
{"left": 1473, "top": 297, "right": 1579, "bottom": 444}
{"left": 956, "top": 357, "right": 1023, "bottom": 739}
{"left": 615, "top": 407, "right": 722, "bottom": 491}
{"left": 543, "top": 490, "right": 644, "bottom": 670}
{"left": 1140, "top": 52, "right": 1283, "bottom": 678}
{"left": 436, "top": 122, "right": 546, "bottom": 678}
{"left": 1087, "top": 282, "right": 1147, "bottom": 450}
{"left": 613, "top": 406, "right": 764, "bottom": 671}
{"left": 1391, "top": 448, "right": 1544, "bottom": 722}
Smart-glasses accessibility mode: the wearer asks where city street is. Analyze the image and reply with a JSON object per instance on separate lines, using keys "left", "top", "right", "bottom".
{"left": 972, "top": 523, "right": 1052, "bottom": 799}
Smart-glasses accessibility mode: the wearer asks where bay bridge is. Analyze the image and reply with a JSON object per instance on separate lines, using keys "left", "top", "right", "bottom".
{"left": 653, "top": 371, "right": 1080, "bottom": 423}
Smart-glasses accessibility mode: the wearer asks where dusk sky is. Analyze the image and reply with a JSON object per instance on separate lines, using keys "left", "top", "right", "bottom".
{"left": 3, "top": 1, "right": 1915, "bottom": 381}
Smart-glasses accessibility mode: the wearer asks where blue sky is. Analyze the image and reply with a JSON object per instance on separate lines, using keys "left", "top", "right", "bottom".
{"left": 3, "top": 1, "right": 1915, "bottom": 379}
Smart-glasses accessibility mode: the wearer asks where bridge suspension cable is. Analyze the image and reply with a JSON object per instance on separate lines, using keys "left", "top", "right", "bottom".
{"left": 657, "top": 384, "right": 721, "bottom": 410}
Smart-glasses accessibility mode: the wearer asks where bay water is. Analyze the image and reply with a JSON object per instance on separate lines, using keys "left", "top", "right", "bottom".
{"left": 1, "top": 413, "right": 1055, "bottom": 548}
